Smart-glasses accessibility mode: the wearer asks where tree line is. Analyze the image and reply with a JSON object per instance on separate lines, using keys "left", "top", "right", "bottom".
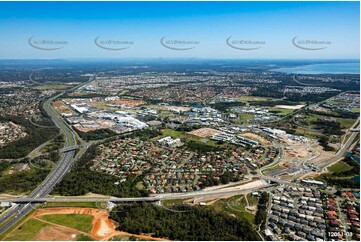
{"left": 77, "top": 128, "right": 117, "bottom": 141}
{"left": 0, "top": 115, "right": 59, "bottom": 159}
{"left": 52, "top": 144, "right": 149, "bottom": 197}
{"left": 110, "top": 202, "right": 260, "bottom": 241}
{"left": 312, "top": 119, "right": 343, "bottom": 136}
{"left": 0, "top": 160, "right": 49, "bottom": 193}
{"left": 255, "top": 192, "right": 269, "bottom": 230}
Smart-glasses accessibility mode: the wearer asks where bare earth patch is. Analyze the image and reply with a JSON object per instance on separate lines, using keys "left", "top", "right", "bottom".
{"left": 163, "top": 106, "right": 191, "bottom": 112}
{"left": 112, "top": 99, "right": 146, "bottom": 107}
{"left": 30, "top": 207, "right": 168, "bottom": 241}
{"left": 275, "top": 105, "right": 305, "bottom": 110}
{"left": 187, "top": 128, "right": 220, "bottom": 138}
{"left": 35, "top": 225, "right": 80, "bottom": 241}
{"left": 240, "top": 132, "right": 270, "bottom": 145}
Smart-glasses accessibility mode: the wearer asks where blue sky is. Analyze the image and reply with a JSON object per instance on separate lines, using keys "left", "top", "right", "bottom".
{"left": 0, "top": 1, "right": 359, "bottom": 59}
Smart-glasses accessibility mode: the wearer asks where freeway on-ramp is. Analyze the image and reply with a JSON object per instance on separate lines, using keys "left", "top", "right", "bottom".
{"left": 1, "top": 74, "right": 359, "bottom": 236}
{"left": 0, "top": 76, "right": 96, "bottom": 235}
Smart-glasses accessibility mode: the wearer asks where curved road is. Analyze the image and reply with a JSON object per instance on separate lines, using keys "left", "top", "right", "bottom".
{"left": 0, "top": 78, "right": 94, "bottom": 235}
{"left": 1, "top": 75, "right": 359, "bottom": 235}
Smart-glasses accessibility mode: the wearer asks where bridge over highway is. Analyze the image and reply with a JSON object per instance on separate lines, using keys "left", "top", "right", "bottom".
{"left": 0, "top": 75, "right": 96, "bottom": 235}
{"left": 0, "top": 184, "right": 274, "bottom": 204}
{"left": 62, "top": 145, "right": 79, "bottom": 153}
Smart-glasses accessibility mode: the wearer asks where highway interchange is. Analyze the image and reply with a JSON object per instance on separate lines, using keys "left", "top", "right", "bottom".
{"left": 0, "top": 80, "right": 359, "bottom": 236}
{"left": 0, "top": 93, "right": 80, "bottom": 234}
{"left": 0, "top": 76, "right": 96, "bottom": 234}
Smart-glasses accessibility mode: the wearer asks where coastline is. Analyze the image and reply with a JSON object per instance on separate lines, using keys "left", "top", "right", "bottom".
{"left": 271, "top": 62, "right": 360, "bottom": 75}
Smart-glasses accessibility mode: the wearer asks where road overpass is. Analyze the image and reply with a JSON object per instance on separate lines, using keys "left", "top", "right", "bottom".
{"left": 0, "top": 77, "right": 96, "bottom": 235}
{"left": 0, "top": 76, "right": 358, "bottom": 234}
{"left": 0, "top": 184, "right": 274, "bottom": 204}
{"left": 317, "top": 124, "right": 360, "bottom": 170}
{"left": 62, "top": 145, "right": 79, "bottom": 153}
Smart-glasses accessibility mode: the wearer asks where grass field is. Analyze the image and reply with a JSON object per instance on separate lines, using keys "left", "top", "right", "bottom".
{"left": 316, "top": 159, "right": 356, "bottom": 181}
{"left": 262, "top": 164, "right": 284, "bottom": 175}
{"left": 305, "top": 114, "right": 324, "bottom": 124}
{"left": 326, "top": 100, "right": 349, "bottom": 105}
{"left": 135, "top": 181, "right": 145, "bottom": 190}
{"left": 327, "top": 161, "right": 353, "bottom": 173}
{"left": 268, "top": 107, "right": 294, "bottom": 116}
{"left": 90, "top": 101, "right": 122, "bottom": 111}
{"left": 246, "top": 193, "right": 258, "bottom": 206}
{"left": 77, "top": 234, "right": 94, "bottom": 241}
{"left": 6, "top": 219, "right": 50, "bottom": 241}
{"left": 0, "top": 206, "right": 39, "bottom": 241}
{"left": 118, "top": 90, "right": 129, "bottom": 96}
{"left": 209, "top": 195, "right": 256, "bottom": 224}
{"left": 162, "top": 198, "right": 188, "bottom": 207}
{"left": 352, "top": 107, "right": 360, "bottom": 113}
{"left": 39, "top": 214, "right": 93, "bottom": 233}
{"left": 161, "top": 129, "right": 183, "bottom": 138}
{"left": 236, "top": 114, "right": 256, "bottom": 124}
{"left": 43, "top": 202, "right": 98, "bottom": 208}
{"left": 335, "top": 117, "right": 357, "bottom": 129}
{"left": 235, "top": 96, "right": 271, "bottom": 102}
{"left": 33, "top": 84, "right": 70, "bottom": 90}
{"left": 305, "top": 113, "right": 356, "bottom": 129}
{"left": 67, "top": 92, "right": 107, "bottom": 98}
{"left": 158, "top": 111, "right": 178, "bottom": 118}
{"left": 40, "top": 143, "right": 57, "bottom": 153}
{"left": 295, "top": 127, "right": 322, "bottom": 139}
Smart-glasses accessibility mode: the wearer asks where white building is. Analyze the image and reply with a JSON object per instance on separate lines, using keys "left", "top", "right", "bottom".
{"left": 70, "top": 104, "right": 89, "bottom": 114}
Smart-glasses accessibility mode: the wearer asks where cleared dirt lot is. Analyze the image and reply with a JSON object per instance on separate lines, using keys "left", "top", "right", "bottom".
{"left": 5, "top": 207, "right": 168, "bottom": 241}
{"left": 240, "top": 132, "right": 271, "bottom": 145}
{"left": 275, "top": 104, "right": 305, "bottom": 110}
{"left": 51, "top": 101, "right": 73, "bottom": 114}
{"left": 113, "top": 99, "right": 146, "bottom": 107}
{"left": 187, "top": 127, "right": 220, "bottom": 138}
{"left": 34, "top": 224, "right": 80, "bottom": 241}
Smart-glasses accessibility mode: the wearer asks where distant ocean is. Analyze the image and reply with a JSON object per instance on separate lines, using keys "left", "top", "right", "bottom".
{"left": 352, "top": 155, "right": 360, "bottom": 183}
{"left": 272, "top": 62, "right": 360, "bottom": 74}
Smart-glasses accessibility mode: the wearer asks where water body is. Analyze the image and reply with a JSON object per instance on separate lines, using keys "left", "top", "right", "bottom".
{"left": 345, "top": 153, "right": 359, "bottom": 183}
{"left": 273, "top": 62, "right": 360, "bottom": 74}
{"left": 351, "top": 156, "right": 360, "bottom": 182}
{"left": 190, "top": 103, "right": 205, "bottom": 108}
{"left": 352, "top": 175, "right": 360, "bottom": 182}
{"left": 352, "top": 155, "right": 360, "bottom": 164}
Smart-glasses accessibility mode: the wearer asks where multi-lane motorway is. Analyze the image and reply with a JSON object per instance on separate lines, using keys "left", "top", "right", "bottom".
{"left": 0, "top": 75, "right": 99, "bottom": 234}
{"left": 2, "top": 119, "right": 358, "bottom": 206}
{"left": 0, "top": 78, "right": 359, "bottom": 235}
{"left": 0, "top": 91, "right": 82, "bottom": 234}
{"left": 1, "top": 183, "right": 273, "bottom": 203}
